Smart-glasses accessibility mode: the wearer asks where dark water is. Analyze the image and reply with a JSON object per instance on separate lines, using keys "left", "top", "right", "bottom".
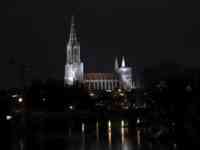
{"left": 64, "top": 120, "right": 176, "bottom": 150}
{"left": 11, "top": 115, "right": 177, "bottom": 150}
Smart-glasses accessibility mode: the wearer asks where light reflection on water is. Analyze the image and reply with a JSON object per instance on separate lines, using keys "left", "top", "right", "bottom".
{"left": 108, "top": 120, "right": 112, "bottom": 149}
{"left": 19, "top": 138, "right": 24, "bottom": 150}
{"left": 82, "top": 123, "right": 85, "bottom": 133}
{"left": 137, "top": 129, "right": 141, "bottom": 145}
{"left": 65, "top": 120, "right": 147, "bottom": 150}
{"left": 68, "top": 120, "right": 142, "bottom": 150}
{"left": 15, "top": 119, "right": 175, "bottom": 150}
{"left": 96, "top": 121, "right": 99, "bottom": 143}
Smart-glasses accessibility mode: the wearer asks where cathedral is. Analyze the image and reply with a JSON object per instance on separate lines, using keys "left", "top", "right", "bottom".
{"left": 64, "top": 17, "right": 135, "bottom": 91}
{"left": 64, "top": 16, "right": 84, "bottom": 85}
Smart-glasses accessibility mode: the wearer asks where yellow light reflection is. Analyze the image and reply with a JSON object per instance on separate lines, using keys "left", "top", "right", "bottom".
{"left": 137, "top": 129, "right": 141, "bottom": 145}
{"left": 108, "top": 120, "right": 111, "bottom": 128}
{"left": 108, "top": 128, "right": 112, "bottom": 147}
{"left": 121, "top": 120, "right": 124, "bottom": 128}
{"left": 19, "top": 139, "right": 24, "bottom": 150}
{"left": 108, "top": 120, "right": 112, "bottom": 148}
{"left": 96, "top": 121, "right": 99, "bottom": 143}
{"left": 121, "top": 120, "right": 128, "bottom": 145}
{"left": 82, "top": 123, "right": 85, "bottom": 133}
{"left": 121, "top": 126, "right": 125, "bottom": 144}
{"left": 81, "top": 123, "right": 86, "bottom": 149}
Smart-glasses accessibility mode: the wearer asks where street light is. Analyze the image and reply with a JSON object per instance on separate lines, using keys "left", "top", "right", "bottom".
{"left": 12, "top": 94, "right": 18, "bottom": 98}
{"left": 42, "top": 98, "right": 46, "bottom": 102}
{"left": 121, "top": 120, "right": 124, "bottom": 128}
{"left": 6, "top": 115, "right": 12, "bottom": 121}
{"left": 18, "top": 97, "right": 23, "bottom": 103}
{"left": 137, "top": 118, "right": 140, "bottom": 124}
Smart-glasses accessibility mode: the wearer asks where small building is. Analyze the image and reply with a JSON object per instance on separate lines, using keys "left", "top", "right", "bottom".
{"left": 84, "top": 73, "right": 120, "bottom": 91}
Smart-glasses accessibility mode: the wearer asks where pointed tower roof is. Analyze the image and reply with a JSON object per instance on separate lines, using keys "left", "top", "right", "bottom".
{"left": 115, "top": 57, "right": 119, "bottom": 70}
{"left": 68, "top": 16, "right": 78, "bottom": 44}
{"left": 121, "top": 56, "right": 126, "bottom": 67}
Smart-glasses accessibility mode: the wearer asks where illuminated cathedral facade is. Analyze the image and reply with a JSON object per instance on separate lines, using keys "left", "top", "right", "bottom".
{"left": 64, "top": 17, "right": 135, "bottom": 91}
{"left": 64, "top": 17, "right": 84, "bottom": 85}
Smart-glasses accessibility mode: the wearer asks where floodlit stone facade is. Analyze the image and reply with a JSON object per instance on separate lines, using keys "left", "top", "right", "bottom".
{"left": 64, "top": 17, "right": 135, "bottom": 91}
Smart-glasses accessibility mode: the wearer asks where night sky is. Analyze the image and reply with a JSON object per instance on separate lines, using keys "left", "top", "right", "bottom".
{"left": 1, "top": 0, "right": 200, "bottom": 88}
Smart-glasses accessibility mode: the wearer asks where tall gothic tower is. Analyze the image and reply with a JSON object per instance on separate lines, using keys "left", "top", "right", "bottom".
{"left": 64, "top": 16, "right": 84, "bottom": 85}
{"left": 115, "top": 56, "right": 135, "bottom": 91}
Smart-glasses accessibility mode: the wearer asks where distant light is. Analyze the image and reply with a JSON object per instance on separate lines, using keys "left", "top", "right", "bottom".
{"left": 120, "top": 93, "right": 124, "bottom": 96}
{"left": 122, "top": 105, "right": 129, "bottom": 110}
{"left": 89, "top": 92, "right": 95, "bottom": 97}
{"left": 137, "top": 129, "right": 141, "bottom": 145}
{"left": 118, "top": 89, "right": 122, "bottom": 92}
{"left": 144, "top": 103, "right": 147, "bottom": 108}
{"left": 137, "top": 118, "right": 140, "bottom": 124}
{"left": 12, "top": 94, "right": 18, "bottom": 98}
{"left": 106, "top": 90, "right": 112, "bottom": 93}
{"left": 121, "top": 120, "right": 124, "bottom": 128}
{"left": 96, "top": 121, "right": 99, "bottom": 142}
{"left": 96, "top": 121, "right": 99, "bottom": 128}
{"left": 18, "top": 97, "right": 23, "bottom": 103}
{"left": 42, "top": 98, "right": 46, "bottom": 102}
{"left": 108, "top": 120, "right": 111, "bottom": 128}
{"left": 19, "top": 139, "right": 24, "bottom": 150}
{"left": 82, "top": 123, "right": 85, "bottom": 133}
{"left": 69, "top": 105, "right": 74, "bottom": 110}
{"left": 186, "top": 85, "right": 192, "bottom": 92}
{"left": 173, "top": 143, "right": 177, "bottom": 149}
{"left": 6, "top": 115, "right": 12, "bottom": 121}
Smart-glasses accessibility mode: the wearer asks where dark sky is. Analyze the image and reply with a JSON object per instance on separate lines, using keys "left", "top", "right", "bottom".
{"left": 0, "top": 0, "right": 200, "bottom": 88}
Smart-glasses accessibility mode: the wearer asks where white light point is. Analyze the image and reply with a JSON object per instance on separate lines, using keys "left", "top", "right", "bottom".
{"left": 69, "top": 105, "right": 73, "bottom": 110}
{"left": 12, "top": 94, "right": 18, "bottom": 98}
{"left": 120, "top": 93, "right": 124, "bottom": 96}
{"left": 89, "top": 92, "right": 95, "bottom": 97}
{"left": 137, "top": 118, "right": 140, "bottom": 124}
{"left": 18, "top": 97, "right": 23, "bottom": 103}
{"left": 42, "top": 98, "right": 46, "bottom": 102}
{"left": 108, "top": 120, "right": 111, "bottom": 128}
{"left": 82, "top": 123, "right": 85, "bottom": 133}
{"left": 121, "top": 120, "right": 124, "bottom": 128}
{"left": 6, "top": 115, "right": 12, "bottom": 121}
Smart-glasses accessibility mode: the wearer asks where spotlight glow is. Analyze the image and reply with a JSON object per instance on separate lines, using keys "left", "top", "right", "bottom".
{"left": 108, "top": 120, "right": 111, "bottom": 128}
{"left": 18, "top": 97, "right": 23, "bottom": 103}
{"left": 82, "top": 123, "right": 85, "bottom": 133}
{"left": 6, "top": 115, "right": 12, "bottom": 121}
{"left": 121, "top": 120, "right": 124, "bottom": 128}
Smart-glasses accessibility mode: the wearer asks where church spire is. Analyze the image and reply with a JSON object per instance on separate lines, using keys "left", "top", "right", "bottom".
{"left": 66, "top": 16, "right": 80, "bottom": 64}
{"left": 115, "top": 57, "right": 119, "bottom": 71}
{"left": 65, "top": 16, "right": 84, "bottom": 86}
{"left": 121, "top": 56, "right": 126, "bottom": 67}
{"left": 68, "top": 16, "right": 78, "bottom": 44}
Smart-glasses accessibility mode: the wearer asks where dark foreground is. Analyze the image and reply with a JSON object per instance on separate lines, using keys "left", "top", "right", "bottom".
{"left": 2, "top": 111, "right": 177, "bottom": 150}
